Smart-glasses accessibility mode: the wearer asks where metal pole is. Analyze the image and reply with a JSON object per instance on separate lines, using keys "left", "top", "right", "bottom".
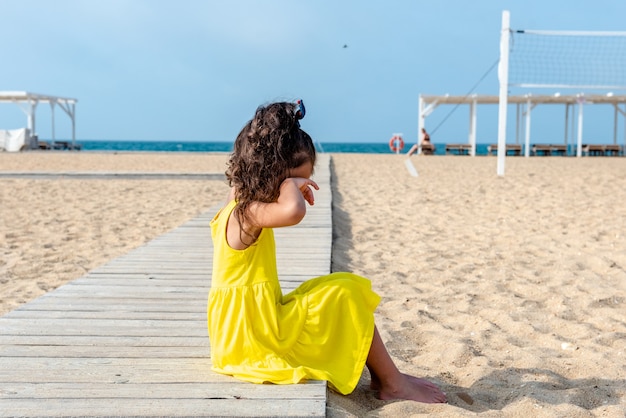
{"left": 469, "top": 99, "right": 477, "bottom": 157}
{"left": 31, "top": 101, "right": 38, "bottom": 139}
{"left": 564, "top": 104, "right": 569, "bottom": 154}
{"left": 515, "top": 103, "right": 520, "bottom": 145}
{"left": 497, "top": 10, "right": 511, "bottom": 176}
{"left": 524, "top": 98, "right": 531, "bottom": 157}
{"left": 71, "top": 103, "right": 76, "bottom": 149}
{"left": 417, "top": 95, "right": 425, "bottom": 155}
{"left": 50, "top": 101, "right": 56, "bottom": 143}
{"left": 614, "top": 104, "right": 618, "bottom": 145}
{"left": 576, "top": 95, "right": 584, "bottom": 157}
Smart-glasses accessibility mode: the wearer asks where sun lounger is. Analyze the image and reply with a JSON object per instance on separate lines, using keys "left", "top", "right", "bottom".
{"left": 532, "top": 144, "right": 568, "bottom": 156}
{"left": 487, "top": 144, "right": 522, "bottom": 156}
{"left": 445, "top": 143, "right": 472, "bottom": 155}
{"left": 583, "top": 144, "right": 623, "bottom": 156}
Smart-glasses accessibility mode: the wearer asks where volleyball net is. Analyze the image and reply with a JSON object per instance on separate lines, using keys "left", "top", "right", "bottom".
{"left": 495, "top": 11, "right": 626, "bottom": 175}
{"left": 508, "top": 29, "right": 626, "bottom": 91}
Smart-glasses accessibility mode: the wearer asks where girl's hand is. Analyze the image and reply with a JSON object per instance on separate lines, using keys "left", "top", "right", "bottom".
{"left": 288, "top": 177, "right": 319, "bottom": 206}
{"left": 246, "top": 177, "right": 320, "bottom": 230}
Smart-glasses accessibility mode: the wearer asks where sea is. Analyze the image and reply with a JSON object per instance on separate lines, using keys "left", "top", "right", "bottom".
{"left": 77, "top": 140, "right": 501, "bottom": 156}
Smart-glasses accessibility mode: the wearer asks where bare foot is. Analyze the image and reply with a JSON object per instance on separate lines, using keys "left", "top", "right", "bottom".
{"left": 377, "top": 373, "right": 447, "bottom": 404}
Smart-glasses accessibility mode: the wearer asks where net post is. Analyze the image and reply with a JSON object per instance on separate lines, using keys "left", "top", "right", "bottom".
{"left": 497, "top": 10, "right": 511, "bottom": 176}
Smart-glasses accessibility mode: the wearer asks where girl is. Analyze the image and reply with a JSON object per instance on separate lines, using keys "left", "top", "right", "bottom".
{"left": 207, "top": 100, "right": 446, "bottom": 404}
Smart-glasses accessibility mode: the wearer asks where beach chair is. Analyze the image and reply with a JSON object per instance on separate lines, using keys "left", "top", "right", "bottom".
{"left": 603, "top": 145, "right": 622, "bottom": 156}
{"left": 583, "top": 144, "right": 605, "bottom": 156}
{"left": 487, "top": 144, "right": 522, "bottom": 156}
{"left": 532, "top": 144, "right": 567, "bottom": 156}
{"left": 551, "top": 144, "right": 567, "bottom": 156}
{"left": 445, "top": 143, "right": 471, "bottom": 155}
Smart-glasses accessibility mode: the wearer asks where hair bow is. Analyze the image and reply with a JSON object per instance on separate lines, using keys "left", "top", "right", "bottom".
{"left": 294, "top": 99, "right": 306, "bottom": 120}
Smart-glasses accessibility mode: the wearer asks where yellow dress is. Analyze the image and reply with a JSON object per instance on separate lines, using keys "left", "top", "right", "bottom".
{"left": 207, "top": 200, "right": 381, "bottom": 395}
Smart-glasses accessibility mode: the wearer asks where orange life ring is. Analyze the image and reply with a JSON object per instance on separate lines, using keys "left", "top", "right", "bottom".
{"left": 389, "top": 135, "right": 404, "bottom": 153}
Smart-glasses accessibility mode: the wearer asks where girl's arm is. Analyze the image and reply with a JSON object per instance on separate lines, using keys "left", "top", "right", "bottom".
{"left": 249, "top": 177, "right": 319, "bottom": 229}
{"left": 226, "top": 178, "right": 319, "bottom": 250}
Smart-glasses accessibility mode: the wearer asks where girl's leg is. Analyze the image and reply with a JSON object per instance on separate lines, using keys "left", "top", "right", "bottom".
{"left": 366, "top": 326, "right": 447, "bottom": 404}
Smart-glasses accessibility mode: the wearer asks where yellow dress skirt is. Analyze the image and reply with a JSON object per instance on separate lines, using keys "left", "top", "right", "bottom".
{"left": 207, "top": 200, "right": 381, "bottom": 395}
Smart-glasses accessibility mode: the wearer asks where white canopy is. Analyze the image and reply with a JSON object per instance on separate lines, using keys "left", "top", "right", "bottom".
{"left": 0, "top": 91, "right": 77, "bottom": 148}
{"left": 418, "top": 93, "right": 626, "bottom": 157}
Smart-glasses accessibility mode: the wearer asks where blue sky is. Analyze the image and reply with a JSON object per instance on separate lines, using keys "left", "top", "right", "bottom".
{"left": 1, "top": 0, "right": 625, "bottom": 145}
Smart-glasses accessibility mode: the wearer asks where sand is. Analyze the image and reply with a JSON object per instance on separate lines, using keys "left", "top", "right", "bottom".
{"left": 0, "top": 153, "right": 231, "bottom": 314}
{"left": 1, "top": 151, "right": 625, "bottom": 417}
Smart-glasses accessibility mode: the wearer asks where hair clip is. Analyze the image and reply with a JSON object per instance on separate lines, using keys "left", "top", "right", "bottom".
{"left": 294, "top": 99, "right": 306, "bottom": 120}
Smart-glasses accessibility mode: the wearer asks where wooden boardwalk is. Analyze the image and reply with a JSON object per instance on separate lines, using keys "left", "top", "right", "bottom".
{"left": 0, "top": 154, "right": 332, "bottom": 417}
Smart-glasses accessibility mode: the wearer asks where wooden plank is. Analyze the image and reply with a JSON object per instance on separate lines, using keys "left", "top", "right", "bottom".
{"left": 0, "top": 172, "right": 227, "bottom": 180}
{"left": 22, "top": 286, "right": 208, "bottom": 298}
{"left": 0, "top": 317, "right": 206, "bottom": 330}
{"left": 0, "top": 357, "right": 220, "bottom": 383}
{"left": 7, "top": 298, "right": 208, "bottom": 313}
{"left": 3, "top": 310, "right": 204, "bottom": 320}
{"left": 0, "top": 345, "right": 210, "bottom": 358}
{"left": 0, "top": 381, "right": 325, "bottom": 399}
{"left": 0, "top": 154, "right": 332, "bottom": 417}
{"left": 0, "top": 335, "right": 208, "bottom": 347}
{"left": 0, "top": 324, "right": 208, "bottom": 337}
{"left": 0, "top": 399, "right": 325, "bottom": 418}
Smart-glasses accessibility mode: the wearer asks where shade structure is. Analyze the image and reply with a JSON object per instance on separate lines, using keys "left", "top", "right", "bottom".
{"left": 0, "top": 91, "right": 78, "bottom": 148}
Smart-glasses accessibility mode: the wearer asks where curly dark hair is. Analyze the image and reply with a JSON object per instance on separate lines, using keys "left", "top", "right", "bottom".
{"left": 226, "top": 101, "right": 317, "bottom": 239}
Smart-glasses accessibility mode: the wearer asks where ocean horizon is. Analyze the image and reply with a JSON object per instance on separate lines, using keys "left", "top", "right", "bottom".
{"left": 69, "top": 140, "right": 564, "bottom": 156}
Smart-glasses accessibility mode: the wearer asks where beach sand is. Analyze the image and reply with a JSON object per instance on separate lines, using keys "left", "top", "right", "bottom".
{"left": 1, "top": 152, "right": 625, "bottom": 417}
{"left": 0, "top": 153, "right": 231, "bottom": 314}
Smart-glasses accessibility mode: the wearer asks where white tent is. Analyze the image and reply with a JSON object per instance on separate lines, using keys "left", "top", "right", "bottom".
{"left": 0, "top": 91, "right": 78, "bottom": 150}
{"left": 0, "top": 128, "right": 32, "bottom": 152}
